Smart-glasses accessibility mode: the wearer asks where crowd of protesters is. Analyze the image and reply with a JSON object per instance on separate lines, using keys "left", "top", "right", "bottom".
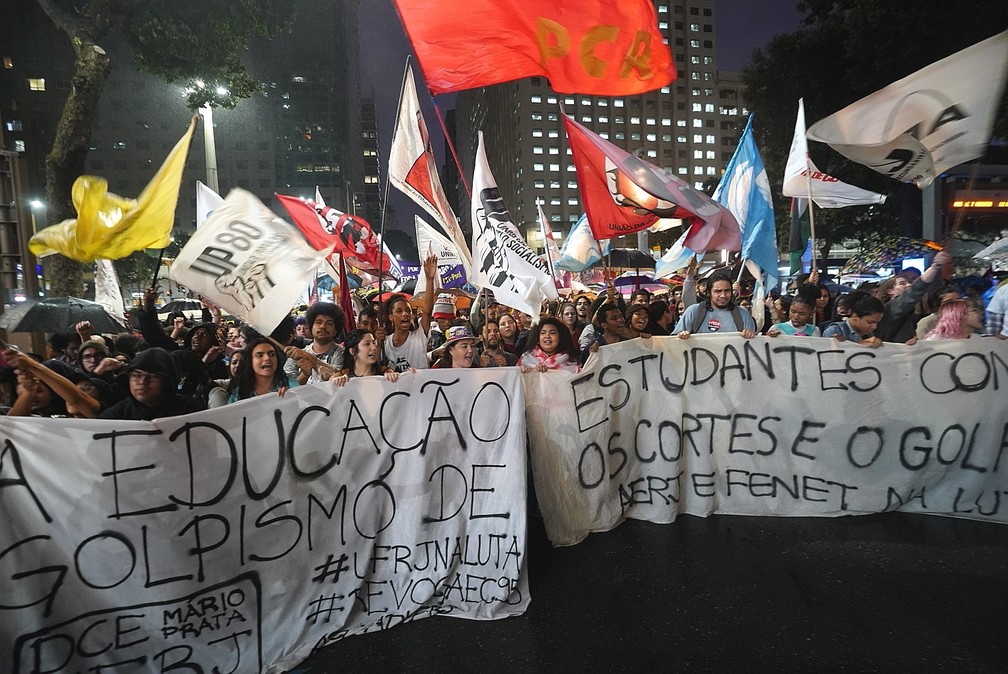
{"left": 2, "top": 248, "right": 1005, "bottom": 421}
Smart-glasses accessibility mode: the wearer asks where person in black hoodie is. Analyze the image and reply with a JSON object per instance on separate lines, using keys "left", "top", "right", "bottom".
{"left": 100, "top": 348, "right": 205, "bottom": 420}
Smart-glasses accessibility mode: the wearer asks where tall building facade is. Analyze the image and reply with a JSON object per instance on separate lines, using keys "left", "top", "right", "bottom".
{"left": 0, "top": 0, "right": 366, "bottom": 239}
{"left": 455, "top": 0, "right": 748, "bottom": 253}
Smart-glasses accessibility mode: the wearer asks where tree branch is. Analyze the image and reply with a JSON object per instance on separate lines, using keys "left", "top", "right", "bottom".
{"left": 34, "top": 0, "right": 90, "bottom": 38}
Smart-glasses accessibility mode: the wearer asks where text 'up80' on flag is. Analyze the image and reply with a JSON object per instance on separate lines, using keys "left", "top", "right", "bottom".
{"left": 170, "top": 189, "right": 332, "bottom": 335}
{"left": 806, "top": 30, "right": 1008, "bottom": 188}
{"left": 471, "top": 132, "right": 558, "bottom": 316}
{"left": 393, "top": 0, "right": 675, "bottom": 96}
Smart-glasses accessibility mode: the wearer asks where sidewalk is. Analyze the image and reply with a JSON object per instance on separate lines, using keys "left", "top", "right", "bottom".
{"left": 294, "top": 512, "right": 1008, "bottom": 672}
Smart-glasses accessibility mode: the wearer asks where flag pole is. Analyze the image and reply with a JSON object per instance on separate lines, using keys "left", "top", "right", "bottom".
{"left": 804, "top": 158, "right": 818, "bottom": 274}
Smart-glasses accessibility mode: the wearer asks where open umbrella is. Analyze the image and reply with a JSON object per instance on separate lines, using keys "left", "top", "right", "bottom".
{"left": 158, "top": 299, "right": 202, "bottom": 315}
{"left": 0, "top": 296, "right": 128, "bottom": 334}
{"left": 603, "top": 248, "right": 656, "bottom": 269}
{"left": 839, "top": 237, "right": 942, "bottom": 274}
{"left": 973, "top": 237, "right": 1008, "bottom": 263}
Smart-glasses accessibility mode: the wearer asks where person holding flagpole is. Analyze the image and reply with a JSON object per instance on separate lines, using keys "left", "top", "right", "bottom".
{"left": 383, "top": 253, "right": 438, "bottom": 372}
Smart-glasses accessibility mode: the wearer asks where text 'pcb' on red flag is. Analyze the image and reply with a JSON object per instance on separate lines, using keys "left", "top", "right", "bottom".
{"left": 393, "top": 0, "right": 675, "bottom": 95}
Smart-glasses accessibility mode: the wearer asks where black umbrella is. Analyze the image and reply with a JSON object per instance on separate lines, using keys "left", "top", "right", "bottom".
{"left": 603, "top": 248, "right": 656, "bottom": 269}
{"left": 158, "top": 299, "right": 203, "bottom": 315}
{"left": 0, "top": 296, "right": 127, "bottom": 334}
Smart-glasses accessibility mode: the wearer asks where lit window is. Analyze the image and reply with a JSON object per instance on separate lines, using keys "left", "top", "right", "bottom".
{"left": 292, "top": 75, "right": 306, "bottom": 83}
{"left": 706, "top": 151, "right": 715, "bottom": 159}
{"left": 581, "top": 115, "right": 591, "bottom": 123}
{"left": 551, "top": 214, "right": 562, "bottom": 222}
{"left": 695, "top": 182, "right": 704, "bottom": 190}
{"left": 690, "top": 23, "right": 699, "bottom": 31}
{"left": 705, "top": 103, "right": 715, "bottom": 113}
{"left": 531, "top": 95, "right": 542, "bottom": 103}
{"left": 630, "top": 116, "right": 640, "bottom": 124}
{"left": 27, "top": 78, "right": 45, "bottom": 91}
{"left": 659, "top": 22, "right": 668, "bottom": 29}
{"left": 567, "top": 180, "right": 577, "bottom": 189}
{"left": 693, "top": 134, "right": 702, "bottom": 142}
{"left": 550, "top": 163, "right": 560, "bottom": 172}
{"left": 678, "top": 167, "right": 688, "bottom": 175}
{"left": 547, "top": 96, "right": 557, "bottom": 104}
{"left": 551, "top": 180, "right": 561, "bottom": 188}
{"left": 631, "top": 133, "right": 641, "bottom": 141}
{"left": 566, "top": 164, "right": 576, "bottom": 172}
{"left": 568, "top": 198, "right": 579, "bottom": 205}
{"left": 3, "top": 57, "right": 13, "bottom": 69}
{"left": 581, "top": 98, "right": 591, "bottom": 106}
{"left": 533, "top": 146, "right": 544, "bottom": 154}
{"left": 691, "top": 56, "right": 700, "bottom": 64}
{"left": 569, "top": 214, "right": 578, "bottom": 222}
{"left": 706, "top": 166, "right": 716, "bottom": 175}
{"left": 532, "top": 129, "right": 543, "bottom": 137}
{"left": 692, "top": 103, "right": 702, "bottom": 112}
{"left": 547, "top": 112, "right": 558, "bottom": 121}
{"left": 615, "top": 116, "right": 624, "bottom": 124}
{"left": 660, "top": 86, "right": 670, "bottom": 94}
{"left": 598, "top": 100, "right": 608, "bottom": 107}
{"left": 658, "top": 4, "right": 668, "bottom": 12}
{"left": 690, "top": 72, "right": 700, "bottom": 80}
{"left": 4, "top": 120, "right": 22, "bottom": 132}
{"left": 598, "top": 116, "right": 608, "bottom": 123}
{"left": 550, "top": 198, "right": 561, "bottom": 205}
{"left": 693, "top": 166, "right": 703, "bottom": 175}
{"left": 534, "top": 180, "right": 545, "bottom": 188}
{"left": 693, "top": 150, "right": 703, "bottom": 159}
{"left": 662, "top": 134, "right": 672, "bottom": 142}
{"left": 565, "top": 97, "right": 575, "bottom": 105}
{"left": 532, "top": 112, "right": 543, "bottom": 121}
{"left": 548, "top": 130, "right": 559, "bottom": 138}
{"left": 690, "top": 39, "right": 700, "bottom": 48}
{"left": 113, "top": 141, "right": 127, "bottom": 150}
{"left": 646, "top": 133, "right": 657, "bottom": 142}
{"left": 614, "top": 99, "right": 624, "bottom": 108}
{"left": 661, "top": 118, "right": 671, "bottom": 126}
{"left": 706, "top": 135, "right": 716, "bottom": 144}
{"left": 534, "top": 163, "right": 544, "bottom": 171}
{"left": 677, "top": 135, "right": 686, "bottom": 142}
{"left": 14, "top": 140, "right": 25, "bottom": 152}
{"left": 647, "top": 150, "right": 657, "bottom": 158}
{"left": 549, "top": 147, "right": 559, "bottom": 154}
{"left": 646, "top": 118, "right": 656, "bottom": 125}
{"left": 692, "top": 119, "right": 702, "bottom": 128}
{"left": 615, "top": 132, "right": 625, "bottom": 140}
{"left": 599, "top": 132, "right": 609, "bottom": 139}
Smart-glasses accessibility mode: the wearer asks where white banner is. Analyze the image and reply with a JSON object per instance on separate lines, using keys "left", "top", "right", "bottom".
{"left": 170, "top": 188, "right": 330, "bottom": 335}
{"left": 806, "top": 31, "right": 1008, "bottom": 188}
{"left": 524, "top": 336, "right": 1008, "bottom": 546}
{"left": 94, "top": 258, "right": 126, "bottom": 322}
{"left": 1, "top": 371, "right": 528, "bottom": 672}
{"left": 471, "top": 132, "right": 558, "bottom": 316}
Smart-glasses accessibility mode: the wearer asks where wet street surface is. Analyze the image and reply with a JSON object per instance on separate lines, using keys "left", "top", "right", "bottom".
{"left": 294, "top": 512, "right": 1007, "bottom": 673}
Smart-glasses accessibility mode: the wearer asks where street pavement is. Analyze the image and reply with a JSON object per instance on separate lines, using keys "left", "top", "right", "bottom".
{"left": 293, "top": 512, "right": 1007, "bottom": 673}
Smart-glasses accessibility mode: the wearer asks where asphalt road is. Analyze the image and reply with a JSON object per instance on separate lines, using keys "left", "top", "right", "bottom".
{"left": 293, "top": 512, "right": 1007, "bottom": 673}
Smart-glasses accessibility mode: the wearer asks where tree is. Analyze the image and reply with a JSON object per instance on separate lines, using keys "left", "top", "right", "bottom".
{"left": 34, "top": 0, "right": 291, "bottom": 296}
{"left": 742, "top": 0, "right": 1008, "bottom": 266}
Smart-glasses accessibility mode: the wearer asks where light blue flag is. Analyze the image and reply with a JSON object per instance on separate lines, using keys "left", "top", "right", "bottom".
{"left": 654, "top": 229, "right": 698, "bottom": 279}
{"left": 556, "top": 213, "right": 611, "bottom": 272}
{"left": 713, "top": 115, "right": 779, "bottom": 293}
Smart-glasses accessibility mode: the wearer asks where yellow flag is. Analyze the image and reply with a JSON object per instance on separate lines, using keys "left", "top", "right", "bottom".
{"left": 30, "top": 115, "right": 197, "bottom": 261}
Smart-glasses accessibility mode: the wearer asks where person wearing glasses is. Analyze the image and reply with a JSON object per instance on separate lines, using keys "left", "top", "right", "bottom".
{"left": 100, "top": 348, "right": 205, "bottom": 420}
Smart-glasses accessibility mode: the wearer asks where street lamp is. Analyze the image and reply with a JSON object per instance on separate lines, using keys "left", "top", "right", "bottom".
{"left": 183, "top": 81, "right": 227, "bottom": 194}
{"left": 28, "top": 200, "right": 45, "bottom": 294}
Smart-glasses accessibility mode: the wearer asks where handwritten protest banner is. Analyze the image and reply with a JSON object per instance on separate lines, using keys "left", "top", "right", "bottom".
{"left": 524, "top": 336, "right": 1008, "bottom": 546}
{"left": 0, "top": 370, "right": 528, "bottom": 673}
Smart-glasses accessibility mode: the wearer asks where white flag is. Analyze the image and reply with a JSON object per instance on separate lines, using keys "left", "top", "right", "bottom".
{"left": 471, "top": 132, "right": 558, "bottom": 316}
{"left": 170, "top": 189, "right": 332, "bottom": 334}
{"left": 807, "top": 31, "right": 1008, "bottom": 188}
{"left": 388, "top": 65, "right": 472, "bottom": 274}
{"left": 195, "top": 180, "right": 224, "bottom": 228}
{"left": 783, "top": 99, "right": 887, "bottom": 208}
{"left": 93, "top": 258, "right": 126, "bottom": 322}
{"left": 537, "top": 202, "right": 569, "bottom": 290}
{"left": 414, "top": 215, "right": 467, "bottom": 294}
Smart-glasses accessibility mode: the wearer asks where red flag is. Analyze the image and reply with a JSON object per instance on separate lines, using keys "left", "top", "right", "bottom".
{"left": 393, "top": 0, "right": 675, "bottom": 95}
{"left": 562, "top": 114, "right": 740, "bottom": 251}
{"left": 337, "top": 255, "right": 357, "bottom": 334}
{"left": 275, "top": 194, "right": 394, "bottom": 273}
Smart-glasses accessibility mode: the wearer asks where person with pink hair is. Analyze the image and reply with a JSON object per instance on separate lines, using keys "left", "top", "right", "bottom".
{"left": 923, "top": 299, "right": 983, "bottom": 340}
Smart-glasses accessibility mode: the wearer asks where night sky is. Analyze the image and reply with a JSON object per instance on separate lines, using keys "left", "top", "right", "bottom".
{"left": 361, "top": 1, "right": 805, "bottom": 247}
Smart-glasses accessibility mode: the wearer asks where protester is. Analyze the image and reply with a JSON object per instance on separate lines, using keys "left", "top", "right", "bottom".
{"left": 432, "top": 323, "right": 480, "bottom": 369}
{"left": 286, "top": 301, "right": 347, "bottom": 384}
{"left": 4, "top": 353, "right": 71, "bottom": 417}
{"left": 519, "top": 317, "right": 579, "bottom": 373}
{"left": 229, "top": 336, "right": 298, "bottom": 403}
{"left": 573, "top": 294, "right": 593, "bottom": 325}
{"left": 874, "top": 251, "right": 951, "bottom": 343}
{"left": 644, "top": 299, "right": 675, "bottom": 337}
{"left": 479, "top": 319, "right": 518, "bottom": 367}
{"left": 497, "top": 313, "right": 520, "bottom": 355}
{"left": 624, "top": 304, "right": 652, "bottom": 339}
{"left": 674, "top": 271, "right": 756, "bottom": 338}
{"left": 983, "top": 279, "right": 1008, "bottom": 339}
{"left": 357, "top": 307, "right": 379, "bottom": 336}
{"left": 628, "top": 289, "right": 651, "bottom": 306}
{"left": 915, "top": 286, "right": 963, "bottom": 340}
{"left": 331, "top": 329, "right": 400, "bottom": 386}
{"left": 582, "top": 302, "right": 627, "bottom": 364}
{"left": 579, "top": 286, "right": 624, "bottom": 350}
{"left": 767, "top": 295, "right": 821, "bottom": 337}
{"left": 428, "top": 292, "right": 457, "bottom": 352}
{"left": 383, "top": 254, "right": 438, "bottom": 371}
{"left": 100, "top": 348, "right": 206, "bottom": 420}
{"left": 4, "top": 348, "right": 111, "bottom": 418}
{"left": 558, "top": 301, "right": 584, "bottom": 344}
{"left": 923, "top": 299, "right": 983, "bottom": 340}
{"left": 822, "top": 291, "right": 885, "bottom": 348}
{"left": 172, "top": 349, "right": 217, "bottom": 407}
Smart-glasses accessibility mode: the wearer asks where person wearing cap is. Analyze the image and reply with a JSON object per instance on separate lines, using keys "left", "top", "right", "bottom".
{"left": 873, "top": 251, "right": 951, "bottom": 344}
{"left": 428, "top": 292, "right": 457, "bottom": 352}
{"left": 432, "top": 322, "right": 480, "bottom": 369}
{"left": 383, "top": 253, "right": 438, "bottom": 372}
{"left": 100, "top": 348, "right": 206, "bottom": 420}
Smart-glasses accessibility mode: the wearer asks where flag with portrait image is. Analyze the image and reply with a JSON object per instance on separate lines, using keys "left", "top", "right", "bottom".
{"left": 393, "top": 0, "right": 675, "bottom": 95}
{"left": 806, "top": 31, "right": 1008, "bottom": 188}
{"left": 562, "top": 113, "right": 740, "bottom": 250}
{"left": 471, "top": 132, "right": 558, "bottom": 316}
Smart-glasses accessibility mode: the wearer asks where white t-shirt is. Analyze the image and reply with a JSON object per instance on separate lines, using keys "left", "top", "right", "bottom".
{"left": 987, "top": 284, "right": 1008, "bottom": 336}
{"left": 384, "top": 327, "right": 431, "bottom": 372}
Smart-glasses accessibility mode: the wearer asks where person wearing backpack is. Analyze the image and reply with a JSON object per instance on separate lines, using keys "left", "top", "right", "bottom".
{"left": 673, "top": 271, "right": 756, "bottom": 339}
